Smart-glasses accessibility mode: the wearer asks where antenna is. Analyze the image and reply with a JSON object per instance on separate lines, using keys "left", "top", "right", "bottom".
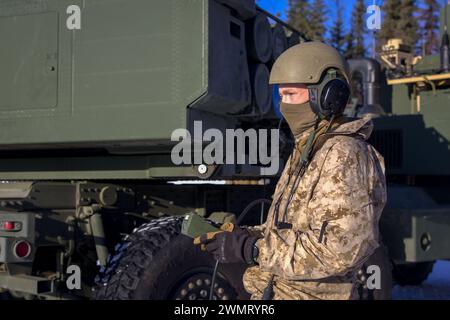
{"left": 440, "top": 2, "right": 450, "bottom": 72}
{"left": 445, "top": 1, "right": 449, "bottom": 33}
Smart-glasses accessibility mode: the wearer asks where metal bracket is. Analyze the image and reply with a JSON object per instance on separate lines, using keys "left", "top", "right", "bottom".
{"left": 0, "top": 273, "right": 54, "bottom": 295}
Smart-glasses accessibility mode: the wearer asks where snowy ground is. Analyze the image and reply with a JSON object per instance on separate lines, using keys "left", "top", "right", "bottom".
{"left": 392, "top": 261, "right": 450, "bottom": 300}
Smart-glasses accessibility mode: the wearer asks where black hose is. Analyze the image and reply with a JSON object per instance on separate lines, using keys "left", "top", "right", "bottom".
{"left": 236, "top": 198, "right": 272, "bottom": 226}
{"left": 209, "top": 198, "right": 272, "bottom": 300}
{"left": 209, "top": 260, "right": 220, "bottom": 300}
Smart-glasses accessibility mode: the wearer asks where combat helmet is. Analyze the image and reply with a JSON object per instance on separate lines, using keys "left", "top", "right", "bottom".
{"left": 270, "top": 41, "right": 351, "bottom": 119}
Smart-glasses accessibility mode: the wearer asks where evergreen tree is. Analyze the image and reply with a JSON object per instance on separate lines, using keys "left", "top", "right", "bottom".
{"left": 420, "top": 0, "right": 441, "bottom": 55}
{"left": 398, "top": 0, "right": 419, "bottom": 50}
{"left": 330, "top": 0, "right": 345, "bottom": 53}
{"left": 352, "top": 0, "right": 367, "bottom": 58}
{"left": 376, "top": 0, "right": 402, "bottom": 49}
{"left": 308, "top": 0, "right": 327, "bottom": 41}
{"left": 287, "top": 0, "right": 311, "bottom": 39}
{"left": 344, "top": 0, "right": 367, "bottom": 59}
{"left": 344, "top": 29, "right": 355, "bottom": 59}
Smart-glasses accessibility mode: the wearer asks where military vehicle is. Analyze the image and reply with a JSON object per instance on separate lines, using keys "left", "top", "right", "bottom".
{"left": 0, "top": 0, "right": 301, "bottom": 300}
{"left": 348, "top": 5, "right": 450, "bottom": 287}
{"left": 0, "top": 0, "right": 449, "bottom": 300}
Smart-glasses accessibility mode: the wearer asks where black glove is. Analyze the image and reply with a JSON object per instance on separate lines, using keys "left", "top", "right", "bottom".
{"left": 197, "top": 228, "right": 260, "bottom": 264}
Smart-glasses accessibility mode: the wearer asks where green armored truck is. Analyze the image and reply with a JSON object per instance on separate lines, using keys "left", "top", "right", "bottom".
{"left": 0, "top": 0, "right": 299, "bottom": 300}
{"left": 348, "top": 5, "right": 450, "bottom": 286}
{"left": 0, "top": 0, "right": 449, "bottom": 300}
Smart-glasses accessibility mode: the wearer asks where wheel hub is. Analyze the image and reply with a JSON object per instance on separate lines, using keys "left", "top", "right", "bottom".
{"left": 171, "top": 272, "right": 236, "bottom": 300}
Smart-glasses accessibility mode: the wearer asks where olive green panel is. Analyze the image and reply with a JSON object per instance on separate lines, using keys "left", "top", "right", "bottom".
{"left": 0, "top": 11, "right": 57, "bottom": 112}
{"left": 414, "top": 55, "right": 440, "bottom": 73}
{"left": 382, "top": 44, "right": 450, "bottom": 176}
{"left": 420, "top": 88, "right": 450, "bottom": 144}
{"left": 390, "top": 84, "right": 412, "bottom": 115}
{"left": 0, "top": 0, "right": 207, "bottom": 146}
{"left": 373, "top": 112, "right": 450, "bottom": 176}
{"left": 0, "top": 155, "right": 196, "bottom": 180}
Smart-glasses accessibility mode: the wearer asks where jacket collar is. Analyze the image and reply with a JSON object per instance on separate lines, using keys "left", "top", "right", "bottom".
{"left": 294, "top": 116, "right": 374, "bottom": 144}
{"left": 326, "top": 116, "right": 374, "bottom": 141}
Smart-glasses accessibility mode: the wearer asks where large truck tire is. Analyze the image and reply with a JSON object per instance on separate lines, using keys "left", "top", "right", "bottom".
{"left": 392, "top": 261, "right": 435, "bottom": 286}
{"left": 93, "top": 216, "right": 250, "bottom": 300}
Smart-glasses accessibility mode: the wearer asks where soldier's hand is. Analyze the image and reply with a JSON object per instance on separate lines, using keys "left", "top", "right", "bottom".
{"left": 193, "top": 230, "right": 224, "bottom": 251}
{"left": 193, "top": 222, "right": 235, "bottom": 251}
{"left": 194, "top": 226, "right": 260, "bottom": 265}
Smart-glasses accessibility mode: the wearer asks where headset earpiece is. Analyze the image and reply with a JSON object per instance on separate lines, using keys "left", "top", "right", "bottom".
{"left": 308, "top": 69, "right": 351, "bottom": 119}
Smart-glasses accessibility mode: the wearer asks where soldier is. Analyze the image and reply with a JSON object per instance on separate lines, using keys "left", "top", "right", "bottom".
{"left": 195, "top": 42, "right": 388, "bottom": 300}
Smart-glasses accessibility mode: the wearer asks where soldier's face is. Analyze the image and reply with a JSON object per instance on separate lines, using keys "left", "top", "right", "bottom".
{"left": 278, "top": 84, "right": 310, "bottom": 104}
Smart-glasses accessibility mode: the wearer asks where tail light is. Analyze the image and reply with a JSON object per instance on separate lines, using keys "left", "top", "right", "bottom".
{"left": 13, "top": 240, "right": 31, "bottom": 258}
{"left": 0, "top": 221, "right": 22, "bottom": 232}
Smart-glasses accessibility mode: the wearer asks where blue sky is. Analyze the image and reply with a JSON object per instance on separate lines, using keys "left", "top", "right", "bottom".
{"left": 256, "top": 0, "right": 447, "bottom": 33}
{"left": 257, "top": 0, "right": 370, "bottom": 53}
{"left": 257, "top": 0, "right": 359, "bottom": 29}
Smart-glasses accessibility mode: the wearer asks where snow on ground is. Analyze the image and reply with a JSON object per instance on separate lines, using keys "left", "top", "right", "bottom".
{"left": 392, "top": 261, "right": 450, "bottom": 300}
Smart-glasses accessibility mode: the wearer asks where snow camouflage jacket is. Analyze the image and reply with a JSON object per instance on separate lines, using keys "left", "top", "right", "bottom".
{"left": 243, "top": 117, "right": 387, "bottom": 300}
